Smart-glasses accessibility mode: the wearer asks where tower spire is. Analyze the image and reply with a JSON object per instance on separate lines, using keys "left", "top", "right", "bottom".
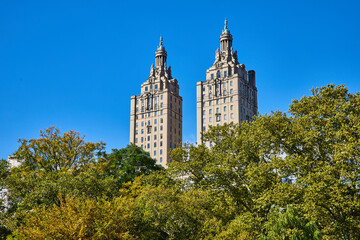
{"left": 158, "top": 35, "right": 164, "bottom": 50}
{"left": 223, "top": 18, "right": 230, "bottom": 33}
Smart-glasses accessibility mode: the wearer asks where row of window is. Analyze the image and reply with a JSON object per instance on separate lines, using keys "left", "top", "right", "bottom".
{"left": 203, "top": 105, "right": 234, "bottom": 115}
{"left": 136, "top": 95, "right": 181, "bottom": 105}
{"left": 144, "top": 84, "right": 158, "bottom": 92}
{"left": 135, "top": 111, "right": 181, "bottom": 120}
{"left": 203, "top": 113, "right": 234, "bottom": 123}
{"left": 210, "top": 70, "right": 231, "bottom": 79}
{"left": 203, "top": 81, "right": 233, "bottom": 91}
{"left": 202, "top": 97, "right": 233, "bottom": 107}
{"left": 203, "top": 89, "right": 233, "bottom": 99}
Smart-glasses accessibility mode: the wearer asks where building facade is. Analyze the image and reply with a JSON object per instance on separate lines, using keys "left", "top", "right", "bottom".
{"left": 196, "top": 20, "right": 258, "bottom": 145}
{"left": 130, "top": 37, "right": 182, "bottom": 167}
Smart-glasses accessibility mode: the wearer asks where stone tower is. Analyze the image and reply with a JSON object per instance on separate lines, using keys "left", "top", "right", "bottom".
{"left": 130, "top": 37, "right": 182, "bottom": 167}
{"left": 196, "top": 20, "right": 258, "bottom": 145}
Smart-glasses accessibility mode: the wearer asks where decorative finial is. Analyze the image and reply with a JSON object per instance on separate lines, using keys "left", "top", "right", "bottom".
{"left": 158, "top": 35, "right": 163, "bottom": 49}
{"left": 224, "top": 18, "right": 228, "bottom": 30}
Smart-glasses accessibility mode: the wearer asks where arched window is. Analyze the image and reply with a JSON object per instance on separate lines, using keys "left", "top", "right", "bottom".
{"left": 216, "top": 70, "right": 221, "bottom": 78}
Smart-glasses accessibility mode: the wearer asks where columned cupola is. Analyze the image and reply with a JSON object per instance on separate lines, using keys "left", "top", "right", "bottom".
{"left": 155, "top": 36, "right": 167, "bottom": 74}
{"left": 220, "top": 19, "right": 233, "bottom": 61}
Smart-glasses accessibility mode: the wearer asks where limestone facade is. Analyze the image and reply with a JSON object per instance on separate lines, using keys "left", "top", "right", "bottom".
{"left": 196, "top": 20, "right": 258, "bottom": 145}
{"left": 130, "top": 37, "right": 182, "bottom": 168}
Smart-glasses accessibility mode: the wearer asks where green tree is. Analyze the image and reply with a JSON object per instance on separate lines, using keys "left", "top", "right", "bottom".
{"left": 105, "top": 144, "right": 164, "bottom": 183}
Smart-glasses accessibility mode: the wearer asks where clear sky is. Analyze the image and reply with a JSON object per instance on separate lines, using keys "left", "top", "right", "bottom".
{"left": 1, "top": 0, "right": 359, "bottom": 159}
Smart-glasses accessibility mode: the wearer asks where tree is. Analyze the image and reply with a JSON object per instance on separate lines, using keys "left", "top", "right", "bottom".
{"left": 104, "top": 144, "right": 164, "bottom": 183}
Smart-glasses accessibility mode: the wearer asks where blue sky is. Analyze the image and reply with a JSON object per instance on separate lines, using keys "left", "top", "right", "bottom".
{"left": 1, "top": 0, "right": 359, "bottom": 159}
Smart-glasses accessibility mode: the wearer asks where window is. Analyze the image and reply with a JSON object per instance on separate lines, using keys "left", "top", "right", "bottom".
{"left": 154, "top": 142, "right": 157, "bottom": 147}
{"left": 216, "top": 70, "right": 221, "bottom": 78}
{"left": 160, "top": 157, "right": 163, "bottom": 162}
{"left": 209, "top": 101, "right": 212, "bottom": 106}
{"left": 209, "top": 93, "right": 212, "bottom": 98}
{"left": 136, "top": 108, "right": 138, "bottom": 112}
{"left": 154, "top": 119, "right": 157, "bottom": 124}
{"left": 223, "top": 90, "right": 226, "bottom": 95}
{"left": 160, "top": 118, "right": 163, "bottom": 123}
{"left": 203, "top": 118, "right": 206, "bottom": 123}
{"left": 161, "top": 95, "right": 163, "bottom": 100}
{"left": 203, "top": 110, "right": 206, "bottom": 115}
{"left": 154, "top": 135, "right": 157, "bottom": 140}
{"left": 155, "top": 84, "right": 158, "bottom": 89}
{"left": 230, "top": 105, "right": 233, "bottom": 110}
{"left": 154, "top": 112, "right": 157, "bottom": 116}
{"left": 160, "top": 141, "right": 163, "bottom": 146}
{"left": 154, "top": 127, "right": 157, "bottom": 132}
{"left": 145, "top": 86, "right": 148, "bottom": 91}
{"left": 150, "top": 85, "right": 152, "bottom": 89}
{"left": 202, "top": 102, "right": 205, "bottom": 107}
{"left": 230, "top": 89, "right": 233, "bottom": 94}
{"left": 154, "top": 151, "right": 156, "bottom": 156}
{"left": 202, "top": 86, "right": 205, "bottom": 91}
{"left": 160, "top": 126, "right": 163, "bottom": 130}
{"left": 209, "top": 85, "right": 212, "bottom": 90}
{"left": 148, "top": 120, "right": 151, "bottom": 125}
{"left": 160, "top": 110, "right": 163, "bottom": 115}
{"left": 147, "top": 143, "right": 150, "bottom": 148}
{"left": 160, "top": 134, "right": 163, "bottom": 139}
{"left": 141, "top": 106, "right": 144, "bottom": 112}
{"left": 147, "top": 136, "right": 150, "bottom": 141}
{"left": 230, "top": 81, "right": 233, "bottom": 86}
{"left": 155, "top": 104, "right": 157, "bottom": 109}
{"left": 211, "top": 74, "right": 214, "bottom": 79}
{"left": 160, "top": 150, "right": 163, "bottom": 155}
{"left": 141, "top": 144, "right": 143, "bottom": 149}
{"left": 223, "top": 82, "right": 226, "bottom": 87}
{"left": 216, "top": 107, "right": 219, "bottom": 113}
{"left": 230, "top": 97, "right": 233, "bottom": 102}
{"left": 141, "top": 137, "right": 143, "bottom": 143}
{"left": 141, "top": 129, "right": 144, "bottom": 134}
{"left": 224, "top": 106, "right": 227, "bottom": 111}
{"left": 148, "top": 113, "right": 150, "bottom": 117}
{"left": 216, "top": 115, "right": 220, "bottom": 122}
{"left": 161, "top": 103, "right": 163, "bottom": 108}
{"left": 136, "top": 123, "right": 138, "bottom": 128}
{"left": 216, "top": 91, "right": 219, "bottom": 97}
{"left": 224, "top": 114, "right": 227, "bottom": 120}
{"left": 135, "top": 130, "right": 138, "bottom": 135}
{"left": 209, "top": 117, "right": 212, "bottom": 122}
{"left": 231, "top": 113, "right": 234, "bottom": 119}
{"left": 224, "top": 98, "right": 227, "bottom": 103}
{"left": 202, "top": 94, "right": 205, "bottom": 99}
{"left": 224, "top": 71, "right": 227, "bottom": 77}
{"left": 209, "top": 109, "right": 212, "bottom": 114}
{"left": 203, "top": 126, "right": 206, "bottom": 131}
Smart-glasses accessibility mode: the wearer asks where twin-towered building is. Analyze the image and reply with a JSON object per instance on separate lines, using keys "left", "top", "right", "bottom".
{"left": 130, "top": 20, "right": 257, "bottom": 166}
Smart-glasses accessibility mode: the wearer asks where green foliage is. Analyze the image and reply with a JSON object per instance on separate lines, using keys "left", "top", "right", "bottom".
{"left": 263, "top": 205, "right": 322, "bottom": 240}
{"left": 0, "top": 128, "right": 162, "bottom": 239}
{"left": 105, "top": 144, "right": 164, "bottom": 183}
